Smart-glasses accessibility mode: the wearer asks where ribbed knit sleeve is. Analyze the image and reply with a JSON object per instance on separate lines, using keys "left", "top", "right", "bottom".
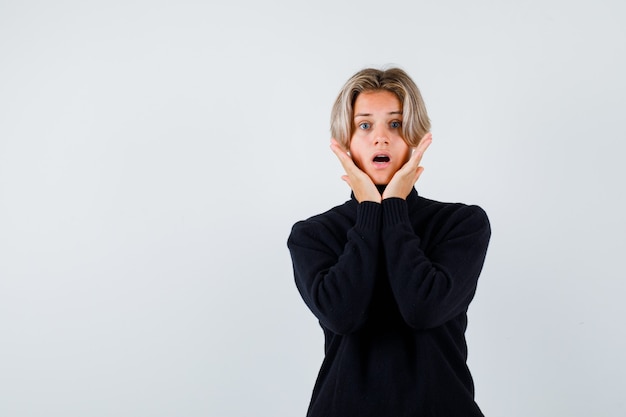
{"left": 288, "top": 202, "right": 381, "bottom": 335}
{"left": 382, "top": 196, "right": 411, "bottom": 227}
{"left": 381, "top": 197, "right": 491, "bottom": 330}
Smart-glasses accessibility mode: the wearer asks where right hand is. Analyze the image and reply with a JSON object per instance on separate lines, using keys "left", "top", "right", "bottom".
{"left": 330, "top": 138, "right": 381, "bottom": 203}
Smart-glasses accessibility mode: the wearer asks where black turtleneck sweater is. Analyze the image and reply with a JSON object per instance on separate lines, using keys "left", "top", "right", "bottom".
{"left": 287, "top": 188, "right": 491, "bottom": 416}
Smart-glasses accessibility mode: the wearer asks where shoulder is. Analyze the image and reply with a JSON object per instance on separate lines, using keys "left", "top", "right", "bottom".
{"left": 416, "top": 193, "right": 487, "bottom": 218}
{"left": 412, "top": 194, "right": 491, "bottom": 237}
{"left": 288, "top": 200, "right": 356, "bottom": 245}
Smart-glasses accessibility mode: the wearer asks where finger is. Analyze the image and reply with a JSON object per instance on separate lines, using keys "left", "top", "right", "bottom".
{"left": 331, "top": 142, "right": 366, "bottom": 180}
{"left": 330, "top": 140, "right": 355, "bottom": 172}
{"left": 330, "top": 138, "right": 353, "bottom": 158}
{"left": 408, "top": 133, "right": 432, "bottom": 167}
{"left": 330, "top": 139, "right": 353, "bottom": 163}
{"left": 415, "top": 133, "right": 432, "bottom": 156}
{"left": 330, "top": 139, "right": 347, "bottom": 158}
{"left": 403, "top": 147, "right": 424, "bottom": 171}
{"left": 330, "top": 137, "right": 348, "bottom": 150}
{"left": 414, "top": 166, "right": 425, "bottom": 182}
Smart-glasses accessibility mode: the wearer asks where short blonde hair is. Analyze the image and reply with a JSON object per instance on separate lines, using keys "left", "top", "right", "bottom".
{"left": 330, "top": 67, "right": 431, "bottom": 148}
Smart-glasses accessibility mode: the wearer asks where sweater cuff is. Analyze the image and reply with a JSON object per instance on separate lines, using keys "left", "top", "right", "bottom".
{"left": 382, "top": 197, "right": 410, "bottom": 227}
{"left": 355, "top": 201, "right": 382, "bottom": 230}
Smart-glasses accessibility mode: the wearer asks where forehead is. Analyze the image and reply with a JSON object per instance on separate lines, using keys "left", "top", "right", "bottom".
{"left": 353, "top": 90, "right": 401, "bottom": 115}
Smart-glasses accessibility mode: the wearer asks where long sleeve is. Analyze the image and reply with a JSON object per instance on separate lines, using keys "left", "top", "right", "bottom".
{"left": 287, "top": 202, "right": 381, "bottom": 335}
{"left": 381, "top": 196, "right": 491, "bottom": 330}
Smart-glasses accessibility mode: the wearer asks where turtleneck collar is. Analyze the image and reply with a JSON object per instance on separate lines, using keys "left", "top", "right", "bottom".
{"left": 349, "top": 186, "right": 419, "bottom": 204}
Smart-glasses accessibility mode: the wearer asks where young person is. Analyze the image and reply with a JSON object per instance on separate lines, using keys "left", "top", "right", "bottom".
{"left": 287, "top": 67, "right": 491, "bottom": 416}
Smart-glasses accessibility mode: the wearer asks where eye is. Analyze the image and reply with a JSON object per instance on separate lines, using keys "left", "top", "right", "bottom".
{"left": 358, "top": 122, "right": 371, "bottom": 130}
{"left": 390, "top": 121, "right": 402, "bottom": 129}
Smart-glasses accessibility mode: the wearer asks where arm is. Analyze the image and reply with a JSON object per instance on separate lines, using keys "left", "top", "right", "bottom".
{"left": 381, "top": 199, "right": 491, "bottom": 330}
{"left": 287, "top": 202, "right": 381, "bottom": 335}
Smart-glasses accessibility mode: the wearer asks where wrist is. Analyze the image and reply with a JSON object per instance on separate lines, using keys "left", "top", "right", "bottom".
{"left": 382, "top": 189, "right": 408, "bottom": 200}
{"left": 357, "top": 194, "right": 382, "bottom": 204}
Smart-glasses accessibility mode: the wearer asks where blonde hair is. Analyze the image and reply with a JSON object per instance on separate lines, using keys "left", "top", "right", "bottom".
{"left": 330, "top": 67, "right": 431, "bottom": 148}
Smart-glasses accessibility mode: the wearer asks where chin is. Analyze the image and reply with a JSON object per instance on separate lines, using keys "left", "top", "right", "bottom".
{"left": 365, "top": 170, "right": 394, "bottom": 185}
{"left": 372, "top": 176, "right": 392, "bottom": 185}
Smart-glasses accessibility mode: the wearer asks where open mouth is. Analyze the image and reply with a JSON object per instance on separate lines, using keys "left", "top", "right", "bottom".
{"left": 373, "top": 155, "right": 390, "bottom": 163}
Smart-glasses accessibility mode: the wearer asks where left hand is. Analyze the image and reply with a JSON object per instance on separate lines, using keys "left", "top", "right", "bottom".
{"left": 382, "top": 133, "right": 432, "bottom": 200}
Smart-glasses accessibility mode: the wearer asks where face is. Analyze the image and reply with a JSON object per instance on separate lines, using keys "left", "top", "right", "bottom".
{"left": 349, "top": 90, "right": 411, "bottom": 185}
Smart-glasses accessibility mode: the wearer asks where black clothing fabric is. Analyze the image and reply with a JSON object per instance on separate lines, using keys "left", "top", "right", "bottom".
{"left": 287, "top": 189, "right": 491, "bottom": 416}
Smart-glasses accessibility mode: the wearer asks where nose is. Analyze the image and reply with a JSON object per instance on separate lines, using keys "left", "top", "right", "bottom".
{"left": 374, "top": 128, "right": 389, "bottom": 146}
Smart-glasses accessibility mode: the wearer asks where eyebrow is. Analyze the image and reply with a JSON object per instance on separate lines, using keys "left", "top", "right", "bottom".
{"left": 354, "top": 111, "right": 403, "bottom": 117}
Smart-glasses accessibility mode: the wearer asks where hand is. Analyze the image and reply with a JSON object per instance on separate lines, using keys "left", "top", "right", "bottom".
{"left": 382, "top": 133, "right": 432, "bottom": 200}
{"left": 330, "top": 138, "right": 381, "bottom": 203}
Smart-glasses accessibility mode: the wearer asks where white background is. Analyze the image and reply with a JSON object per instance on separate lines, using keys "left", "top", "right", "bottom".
{"left": 1, "top": 1, "right": 625, "bottom": 416}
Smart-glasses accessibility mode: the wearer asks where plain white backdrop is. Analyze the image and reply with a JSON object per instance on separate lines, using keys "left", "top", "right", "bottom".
{"left": 1, "top": 1, "right": 625, "bottom": 416}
